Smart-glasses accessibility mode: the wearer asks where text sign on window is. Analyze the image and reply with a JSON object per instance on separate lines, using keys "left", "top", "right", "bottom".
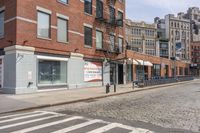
{"left": 84, "top": 61, "right": 102, "bottom": 82}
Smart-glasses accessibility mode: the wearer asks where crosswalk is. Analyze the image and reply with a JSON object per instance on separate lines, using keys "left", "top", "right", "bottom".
{"left": 0, "top": 111, "right": 154, "bottom": 133}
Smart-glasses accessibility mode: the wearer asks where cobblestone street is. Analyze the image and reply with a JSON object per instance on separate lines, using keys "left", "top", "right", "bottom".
{"left": 43, "top": 79, "right": 200, "bottom": 133}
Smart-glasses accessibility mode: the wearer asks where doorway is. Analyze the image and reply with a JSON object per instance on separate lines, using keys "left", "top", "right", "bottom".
{"left": 118, "top": 64, "right": 124, "bottom": 84}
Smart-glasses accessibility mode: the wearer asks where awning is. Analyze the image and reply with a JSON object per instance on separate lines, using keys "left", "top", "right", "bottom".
{"left": 127, "top": 58, "right": 139, "bottom": 65}
{"left": 144, "top": 61, "right": 153, "bottom": 66}
{"left": 133, "top": 59, "right": 138, "bottom": 65}
{"left": 136, "top": 59, "right": 144, "bottom": 65}
{"left": 136, "top": 59, "right": 153, "bottom": 66}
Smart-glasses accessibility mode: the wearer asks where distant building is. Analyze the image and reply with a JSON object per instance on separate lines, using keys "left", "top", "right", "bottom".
{"left": 125, "top": 19, "right": 159, "bottom": 56}
{"left": 155, "top": 17, "right": 170, "bottom": 59}
{"left": 155, "top": 14, "right": 191, "bottom": 62}
{"left": 190, "top": 42, "right": 200, "bottom": 76}
{"left": 184, "top": 7, "right": 200, "bottom": 42}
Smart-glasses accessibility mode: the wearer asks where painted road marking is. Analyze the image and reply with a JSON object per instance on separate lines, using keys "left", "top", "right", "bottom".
{"left": 0, "top": 111, "right": 154, "bottom": 133}
{"left": 51, "top": 119, "right": 103, "bottom": 133}
{"left": 11, "top": 116, "right": 83, "bottom": 133}
{"left": 87, "top": 123, "right": 154, "bottom": 133}
{"left": 0, "top": 114, "right": 64, "bottom": 130}
{"left": 0, "top": 112, "right": 48, "bottom": 124}
{"left": 0, "top": 111, "right": 42, "bottom": 120}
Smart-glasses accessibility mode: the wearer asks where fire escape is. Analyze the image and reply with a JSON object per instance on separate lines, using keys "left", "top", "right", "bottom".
{"left": 95, "top": 0, "right": 123, "bottom": 55}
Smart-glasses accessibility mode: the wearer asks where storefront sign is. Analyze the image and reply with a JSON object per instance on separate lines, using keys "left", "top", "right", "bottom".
{"left": 84, "top": 61, "right": 102, "bottom": 82}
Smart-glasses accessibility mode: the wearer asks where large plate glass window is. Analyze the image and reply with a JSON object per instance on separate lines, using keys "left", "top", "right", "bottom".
{"left": 38, "top": 60, "right": 67, "bottom": 85}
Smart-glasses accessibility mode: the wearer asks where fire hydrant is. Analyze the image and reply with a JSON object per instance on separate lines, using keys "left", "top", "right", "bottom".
{"left": 106, "top": 83, "right": 110, "bottom": 94}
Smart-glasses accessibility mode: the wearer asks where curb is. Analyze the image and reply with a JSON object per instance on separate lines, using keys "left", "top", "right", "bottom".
{"left": 0, "top": 80, "right": 193, "bottom": 115}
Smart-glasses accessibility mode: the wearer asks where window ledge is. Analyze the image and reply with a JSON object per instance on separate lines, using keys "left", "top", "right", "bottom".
{"left": 57, "top": 41, "right": 69, "bottom": 44}
{"left": 37, "top": 36, "right": 52, "bottom": 41}
{"left": 84, "top": 13, "right": 93, "bottom": 17}
{"left": 84, "top": 45, "right": 93, "bottom": 49}
{"left": 57, "top": 0, "right": 69, "bottom": 6}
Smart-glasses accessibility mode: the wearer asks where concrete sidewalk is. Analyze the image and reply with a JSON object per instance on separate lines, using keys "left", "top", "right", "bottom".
{"left": 0, "top": 80, "right": 197, "bottom": 114}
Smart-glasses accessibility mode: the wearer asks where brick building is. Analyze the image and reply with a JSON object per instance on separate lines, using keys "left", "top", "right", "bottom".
{"left": 191, "top": 42, "right": 200, "bottom": 76}
{"left": 0, "top": 0, "right": 126, "bottom": 94}
{"left": 0, "top": 0, "right": 190, "bottom": 94}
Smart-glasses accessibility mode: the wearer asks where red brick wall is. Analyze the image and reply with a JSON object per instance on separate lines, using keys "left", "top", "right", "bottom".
{"left": 12, "top": 0, "right": 125, "bottom": 59}
{"left": 127, "top": 50, "right": 189, "bottom": 77}
{"left": 0, "top": 0, "right": 17, "bottom": 48}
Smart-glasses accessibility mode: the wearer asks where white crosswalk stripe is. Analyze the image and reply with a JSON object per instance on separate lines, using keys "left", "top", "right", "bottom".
{"left": 52, "top": 119, "right": 104, "bottom": 133}
{"left": 0, "top": 111, "right": 42, "bottom": 120}
{"left": 0, "top": 114, "right": 63, "bottom": 130}
{"left": 11, "top": 116, "right": 83, "bottom": 133}
{"left": 0, "top": 112, "right": 48, "bottom": 124}
{"left": 0, "top": 111, "right": 155, "bottom": 133}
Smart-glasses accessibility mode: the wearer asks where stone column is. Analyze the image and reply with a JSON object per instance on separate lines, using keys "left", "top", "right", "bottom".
{"left": 67, "top": 53, "right": 84, "bottom": 89}
{"left": 3, "top": 45, "right": 37, "bottom": 94}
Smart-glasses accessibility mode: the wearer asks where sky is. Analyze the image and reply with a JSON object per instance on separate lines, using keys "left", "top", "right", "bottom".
{"left": 126, "top": 0, "right": 200, "bottom": 23}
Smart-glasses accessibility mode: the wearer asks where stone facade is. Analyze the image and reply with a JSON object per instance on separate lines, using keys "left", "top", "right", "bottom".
{"left": 125, "top": 19, "right": 159, "bottom": 56}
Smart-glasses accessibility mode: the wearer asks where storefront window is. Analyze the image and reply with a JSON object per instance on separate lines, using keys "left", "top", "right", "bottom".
{"left": 127, "top": 64, "right": 133, "bottom": 82}
{"left": 38, "top": 60, "right": 67, "bottom": 85}
{"left": 152, "top": 64, "right": 161, "bottom": 78}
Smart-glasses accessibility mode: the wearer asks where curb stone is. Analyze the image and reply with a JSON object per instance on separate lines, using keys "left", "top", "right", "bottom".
{"left": 0, "top": 80, "right": 193, "bottom": 115}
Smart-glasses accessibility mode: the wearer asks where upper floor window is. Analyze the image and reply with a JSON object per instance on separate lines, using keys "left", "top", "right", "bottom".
{"left": 84, "top": 26, "right": 92, "bottom": 47}
{"left": 57, "top": 18, "right": 68, "bottom": 43}
{"left": 117, "top": 11, "right": 123, "bottom": 27}
{"left": 84, "top": 0, "right": 92, "bottom": 15}
{"left": 0, "top": 10, "right": 4, "bottom": 38}
{"left": 109, "top": 6, "right": 115, "bottom": 24}
{"left": 118, "top": 37, "right": 123, "bottom": 53}
{"left": 37, "top": 11, "right": 51, "bottom": 38}
{"left": 96, "top": 30, "right": 103, "bottom": 49}
{"left": 58, "top": 0, "right": 68, "bottom": 4}
{"left": 96, "top": 0, "right": 103, "bottom": 19}
{"left": 109, "top": 34, "right": 115, "bottom": 51}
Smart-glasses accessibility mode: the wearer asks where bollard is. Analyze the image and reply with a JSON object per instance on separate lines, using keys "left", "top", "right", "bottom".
{"left": 114, "top": 84, "right": 116, "bottom": 92}
{"left": 106, "top": 83, "right": 110, "bottom": 94}
{"left": 132, "top": 82, "right": 135, "bottom": 90}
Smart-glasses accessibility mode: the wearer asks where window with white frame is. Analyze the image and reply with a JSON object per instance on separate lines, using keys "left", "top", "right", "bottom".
{"left": 96, "top": 30, "right": 103, "bottom": 49}
{"left": 118, "top": 37, "right": 123, "bottom": 53}
{"left": 58, "top": 0, "right": 68, "bottom": 4}
{"left": 57, "top": 18, "right": 68, "bottom": 42}
{"left": 0, "top": 10, "right": 4, "bottom": 38}
{"left": 37, "top": 11, "right": 51, "bottom": 38}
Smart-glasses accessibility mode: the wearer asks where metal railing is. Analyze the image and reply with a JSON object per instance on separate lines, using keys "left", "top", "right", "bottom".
{"left": 133, "top": 76, "right": 194, "bottom": 88}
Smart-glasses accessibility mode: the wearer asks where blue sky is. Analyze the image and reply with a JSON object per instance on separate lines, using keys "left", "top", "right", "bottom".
{"left": 126, "top": 0, "right": 200, "bottom": 23}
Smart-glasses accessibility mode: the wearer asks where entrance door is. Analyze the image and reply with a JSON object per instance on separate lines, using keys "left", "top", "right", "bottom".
{"left": 118, "top": 64, "right": 124, "bottom": 84}
{"left": 110, "top": 63, "right": 116, "bottom": 85}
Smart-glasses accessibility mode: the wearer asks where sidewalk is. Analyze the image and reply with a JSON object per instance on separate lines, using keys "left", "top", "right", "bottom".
{"left": 0, "top": 80, "right": 197, "bottom": 114}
